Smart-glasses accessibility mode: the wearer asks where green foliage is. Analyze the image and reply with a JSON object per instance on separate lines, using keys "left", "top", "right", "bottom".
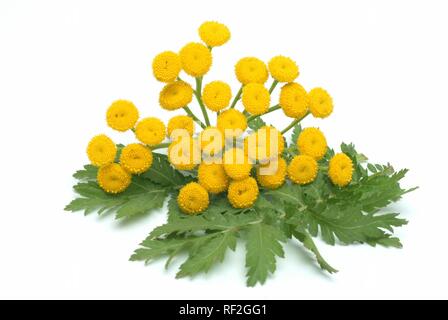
{"left": 67, "top": 141, "right": 416, "bottom": 286}
{"left": 248, "top": 116, "right": 266, "bottom": 131}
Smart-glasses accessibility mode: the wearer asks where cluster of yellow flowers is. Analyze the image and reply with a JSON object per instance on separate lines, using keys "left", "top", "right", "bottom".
{"left": 85, "top": 21, "right": 354, "bottom": 215}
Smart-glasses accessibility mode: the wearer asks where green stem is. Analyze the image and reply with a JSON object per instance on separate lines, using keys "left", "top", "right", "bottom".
{"left": 150, "top": 142, "right": 170, "bottom": 150}
{"left": 195, "top": 77, "right": 211, "bottom": 126}
{"left": 281, "top": 112, "right": 310, "bottom": 134}
{"left": 269, "top": 80, "right": 279, "bottom": 94}
{"left": 183, "top": 106, "right": 206, "bottom": 129}
{"left": 247, "top": 105, "right": 281, "bottom": 123}
{"left": 230, "top": 85, "right": 243, "bottom": 109}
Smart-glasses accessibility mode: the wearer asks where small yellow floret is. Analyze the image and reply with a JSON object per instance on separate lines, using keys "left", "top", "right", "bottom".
{"left": 297, "top": 127, "right": 327, "bottom": 160}
{"left": 257, "top": 158, "right": 287, "bottom": 189}
{"left": 167, "top": 115, "right": 194, "bottom": 138}
{"left": 245, "top": 126, "right": 285, "bottom": 162}
{"left": 106, "top": 100, "right": 139, "bottom": 131}
{"left": 198, "top": 163, "right": 229, "bottom": 194}
{"left": 242, "top": 83, "right": 270, "bottom": 115}
{"left": 159, "top": 81, "right": 193, "bottom": 111}
{"left": 177, "top": 182, "right": 209, "bottom": 214}
{"left": 308, "top": 87, "right": 333, "bottom": 118}
{"left": 97, "top": 163, "right": 131, "bottom": 194}
{"left": 152, "top": 51, "right": 181, "bottom": 83}
{"left": 328, "top": 153, "right": 353, "bottom": 187}
{"left": 227, "top": 177, "right": 259, "bottom": 209}
{"left": 119, "top": 143, "right": 153, "bottom": 174}
{"left": 234, "top": 57, "right": 268, "bottom": 85}
{"left": 202, "top": 81, "right": 232, "bottom": 112}
{"left": 135, "top": 117, "right": 166, "bottom": 146}
{"left": 168, "top": 136, "right": 200, "bottom": 170}
{"left": 179, "top": 42, "right": 212, "bottom": 77}
{"left": 223, "top": 148, "right": 252, "bottom": 181}
{"left": 279, "top": 83, "right": 309, "bottom": 119}
{"left": 87, "top": 134, "right": 117, "bottom": 167}
{"left": 217, "top": 109, "right": 247, "bottom": 138}
{"left": 268, "top": 56, "right": 299, "bottom": 83}
{"left": 287, "top": 155, "right": 318, "bottom": 185}
{"left": 198, "top": 21, "right": 231, "bottom": 47}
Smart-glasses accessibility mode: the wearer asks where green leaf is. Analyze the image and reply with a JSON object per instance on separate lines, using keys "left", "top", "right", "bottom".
{"left": 245, "top": 223, "right": 286, "bottom": 287}
{"left": 176, "top": 231, "right": 237, "bottom": 278}
{"left": 248, "top": 116, "right": 266, "bottom": 131}
{"left": 290, "top": 123, "right": 302, "bottom": 145}
{"left": 293, "top": 227, "right": 338, "bottom": 273}
{"left": 130, "top": 238, "right": 189, "bottom": 264}
{"left": 66, "top": 176, "right": 167, "bottom": 219}
{"left": 263, "top": 184, "right": 307, "bottom": 211}
{"left": 142, "top": 153, "right": 188, "bottom": 187}
{"left": 73, "top": 165, "right": 97, "bottom": 181}
{"left": 303, "top": 206, "right": 407, "bottom": 247}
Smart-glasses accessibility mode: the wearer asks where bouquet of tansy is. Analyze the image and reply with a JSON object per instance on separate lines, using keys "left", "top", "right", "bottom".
{"left": 66, "top": 21, "right": 416, "bottom": 286}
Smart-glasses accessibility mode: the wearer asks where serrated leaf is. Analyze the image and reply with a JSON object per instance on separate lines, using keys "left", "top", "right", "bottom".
{"left": 115, "top": 186, "right": 166, "bottom": 219}
{"left": 73, "top": 165, "right": 98, "bottom": 181}
{"left": 263, "top": 184, "right": 307, "bottom": 211}
{"left": 304, "top": 207, "right": 407, "bottom": 247}
{"left": 290, "top": 123, "right": 302, "bottom": 145}
{"left": 245, "top": 223, "right": 286, "bottom": 287}
{"left": 293, "top": 227, "right": 338, "bottom": 274}
{"left": 248, "top": 116, "right": 266, "bottom": 131}
{"left": 142, "top": 153, "right": 188, "bottom": 187}
{"left": 176, "top": 231, "right": 237, "bottom": 278}
{"left": 130, "top": 238, "right": 189, "bottom": 264}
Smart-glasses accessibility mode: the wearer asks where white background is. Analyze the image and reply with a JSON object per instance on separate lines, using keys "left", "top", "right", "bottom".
{"left": 1, "top": 0, "right": 447, "bottom": 299}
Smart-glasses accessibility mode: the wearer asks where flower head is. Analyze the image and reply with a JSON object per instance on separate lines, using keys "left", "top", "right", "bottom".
{"left": 97, "top": 163, "right": 131, "bottom": 194}
{"left": 198, "top": 163, "right": 229, "bottom": 194}
{"left": 87, "top": 134, "right": 117, "bottom": 167}
{"left": 217, "top": 109, "right": 247, "bottom": 138}
{"left": 106, "top": 100, "right": 139, "bottom": 131}
{"left": 227, "top": 177, "right": 259, "bottom": 208}
{"left": 119, "top": 143, "right": 153, "bottom": 174}
{"left": 198, "top": 21, "right": 231, "bottom": 47}
{"left": 135, "top": 117, "right": 166, "bottom": 146}
{"left": 179, "top": 42, "right": 212, "bottom": 77}
{"left": 202, "top": 81, "right": 232, "bottom": 112}
{"left": 223, "top": 148, "right": 252, "bottom": 181}
{"left": 328, "top": 153, "right": 353, "bottom": 187}
{"left": 256, "top": 157, "right": 287, "bottom": 189}
{"left": 242, "top": 83, "right": 270, "bottom": 115}
{"left": 268, "top": 56, "right": 299, "bottom": 83}
{"left": 287, "top": 155, "right": 318, "bottom": 185}
{"left": 152, "top": 51, "right": 181, "bottom": 83}
{"left": 235, "top": 57, "right": 268, "bottom": 85}
{"left": 159, "top": 81, "right": 193, "bottom": 111}
{"left": 245, "top": 126, "right": 284, "bottom": 162}
{"left": 177, "top": 182, "right": 209, "bottom": 214}
{"left": 297, "top": 127, "right": 327, "bottom": 160}
{"left": 279, "top": 83, "right": 309, "bottom": 119}
{"left": 167, "top": 115, "right": 194, "bottom": 138}
{"left": 308, "top": 87, "right": 333, "bottom": 118}
{"left": 168, "top": 136, "right": 200, "bottom": 170}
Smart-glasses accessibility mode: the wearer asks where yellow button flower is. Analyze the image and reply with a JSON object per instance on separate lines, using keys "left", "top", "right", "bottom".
{"left": 297, "top": 127, "right": 327, "bottom": 160}
{"left": 152, "top": 51, "right": 181, "bottom": 83}
{"left": 235, "top": 57, "right": 268, "bottom": 85}
{"left": 179, "top": 42, "right": 212, "bottom": 77}
{"left": 177, "top": 182, "right": 209, "bottom": 214}
{"left": 202, "top": 81, "right": 232, "bottom": 112}
{"left": 245, "top": 126, "right": 285, "bottom": 162}
{"left": 279, "top": 83, "right": 309, "bottom": 119}
{"left": 159, "top": 81, "right": 193, "bottom": 111}
{"left": 97, "top": 163, "right": 131, "bottom": 194}
{"left": 328, "top": 153, "right": 353, "bottom": 187}
{"left": 106, "top": 100, "right": 139, "bottom": 132}
{"left": 87, "top": 134, "right": 117, "bottom": 167}
{"left": 167, "top": 115, "right": 194, "bottom": 139}
{"left": 217, "top": 109, "right": 247, "bottom": 138}
{"left": 223, "top": 148, "right": 252, "bottom": 181}
{"left": 198, "top": 163, "right": 229, "bottom": 194}
{"left": 308, "top": 87, "right": 333, "bottom": 118}
{"left": 268, "top": 56, "right": 299, "bottom": 83}
{"left": 198, "top": 21, "right": 231, "bottom": 47}
{"left": 168, "top": 136, "right": 200, "bottom": 170}
{"left": 287, "top": 155, "right": 318, "bottom": 185}
{"left": 257, "top": 157, "right": 287, "bottom": 189}
{"left": 227, "top": 177, "right": 259, "bottom": 209}
{"left": 119, "top": 143, "right": 153, "bottom": 174}
{"left": 135, "top": 117, "right": 166, "bottom": 146}
{"left": 242, "top": 83, "right": 270, "bottom": 115}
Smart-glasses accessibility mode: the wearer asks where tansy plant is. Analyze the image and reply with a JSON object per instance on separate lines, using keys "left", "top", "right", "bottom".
{"left": 66, "top": 21, "right": 416, "bottom": 286}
